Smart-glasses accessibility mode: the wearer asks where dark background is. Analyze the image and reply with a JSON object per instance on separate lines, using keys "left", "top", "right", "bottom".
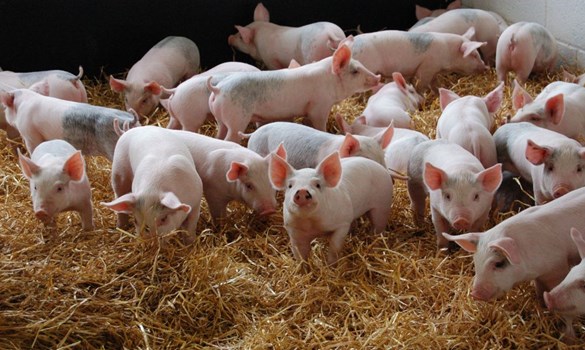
{"left": 0, "top": 0, "right": 418, "bottom": 78}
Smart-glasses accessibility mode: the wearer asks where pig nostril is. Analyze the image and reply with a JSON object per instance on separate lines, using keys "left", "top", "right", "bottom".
{"left": 305, "top": 192, "right": 312, "bottom": 200}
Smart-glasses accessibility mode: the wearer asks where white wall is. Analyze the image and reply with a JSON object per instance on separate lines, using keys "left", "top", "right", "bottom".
{"left": 463, "top": 0, "right": 585, "bottom": 69}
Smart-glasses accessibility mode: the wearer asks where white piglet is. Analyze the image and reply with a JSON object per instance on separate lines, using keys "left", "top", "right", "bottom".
{"left": 436, "top": 82, "right": 503, "bottom": 168}
{"left": 18, "top": 140, "right": 93, "bottom": 230}
{"left": 102, "top": 126, "right": 203, "bottom": 243}
{"left": 494, "top": 122, "right": 585, "bottom": 204}
{"left": 361, "top": 72, "right": 423, "bottom": 128}
{"left": 508, "top": 80, "right": 585, "bottom": 140}
{"left": 407, "top": 139, "right": 502, "bottom": 249}
{"left": 269, "top": 151, "right": 393, "bottom": 264}
{"left": 109, "top": 36, "right": 200, "bottom": 116}
{"left": 544, "top": 227, "right": 585, "bottom": 343}
{"left": 228, "top": 3, "right": 346, "bottom": 69}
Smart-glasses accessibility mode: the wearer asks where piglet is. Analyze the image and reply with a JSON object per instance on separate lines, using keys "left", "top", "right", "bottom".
{"left": 562, "top": 69, "right": 585, "bottom": 87}
{"left": 164, "top": 128, "right": 287, "bottom": 221}
{"left": 269, "top": 151, "right": 393, "bottom": 264}
{"left": 508, "top": 80, "right": 585, "bottom": 140}
{"left": 161, "top": 62, "right": 260, "bottom": 131}
{"left": 102, "top": 126, "right": 202, "bottom": 243}
{"left": 436, "top": 82, "right": 503, "bottom": 168}
{"left": 496, "top": 22, "right": 557, "bottom": 83}
{"left": 0, "top": 89, "right": 139, "bottom": 160}
{"left": 410, "top": 8, "right": 502, "bottom": 65}
{"left": 407, "top": 139, "right": 502, "bottom": 249}
{"left": 245, "top": 121, "right": 393, "bottom": 169}
{"left": 543, "top": 227, "right": 585, "bottom": 344}
{"left": 18, "top": 140, "right": 93, "bottom": 230}
{"left": 336, "top": 115, "right": 429, "bottom": 175}
{"left": 109, "top": 36, "right": 200, "bottom": 116}
{"left": 207, "top": 44, "right": 380, "bottom": 142}
{"left": 343, "top": 28, "right": 487, "bottom": 90}
{"left": 361, "top": 72, "right": 423, "bottom": 128}
{"left": 228, "top": 3, "right": 346, "bottom": 69}
{"left": 442, "top": 186, "right": 585, "bottom": 304}
{"left": 494, "top": 122, "right": 585, "bottom": 205}
{"left": 0, "top": 66, "right": 88, "bottom": 144}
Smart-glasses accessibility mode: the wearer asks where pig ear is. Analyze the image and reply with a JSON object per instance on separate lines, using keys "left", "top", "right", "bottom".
{"left": 570, "top": 228, "right": 585, "bottom": 259}
{"left": 269, "top": 153, "right": 293, "bottom": 190}
{"left": 339, "top": 133, "right": 361, "bottom": 158}
{"left": 544, "top": 94, "right": 565, "bottom": 125}
{"left": 335, "top": 114, "right": 351, "bottom": 133}
{"left": 562, "top": 69, "right": 577, "bottom": 83}
{"left": 489, "top": 237, "right": 522, "bottom": 265}
{"left": 525, "top": 140, "right": 551, "bottom": 165}
{"left": 462, "top": 26, "right": 476, "bottom": 40}
{"left": 439, "top": 88, "right": 460, "bottom": 110}
{"left": 273, "top": 142, "right": 287, "bottom": 160}
{"left": 317, "top": 152, "right": 342, "bottom": 188}
{"left": 461, "top": 41, "right": 485, "bottom": 58}
{"left": 0, "top": 91, "right": 15, "bottom": 109}
{"left": 392, "top": 72, "right": 408, "bottom": 93}
{"left": 144, "top": 81, "right": 162, "bottom": 96}
{"left": 226, "top": 161, "right": 248, "bottom": 182}
{"left": 253, "top": 2, "right": 270, "bottom": 21}
{"left": 160, "top": 192, "right": 192, "bottom": 213}
{"left": 476, "top": 163, "right": 502, "bottom": 193}
{"left": 424, "top": 162, "right": 447, "bottom": 191}
{"left": 484, "top": 82, "right": 504, "bottom": 114}
{"left": 355, "top": 115, "right": 367, "bottom": 125}
{"left": 101, "top": 193, "right": 137, "bottom": 214}
{"left": 375, "top": 121, "right": 394, "bottom": 150}
{"left": 63, "top": 151, "right": 85, "bottom": 182}
{"left": 17, "top": 148, "right": 39, "bottom": 179}
{"left": 512, "top": 79, "right": 533, "bottom": 110}
{"left": 30, "top": 80, "right": 50, "bottom": 96}
{"left": 236, "top": 25, "right": 254, "bottom": 45}
{"left": 288, "top": 59, "right": 301, "bottom": 69}
{"left": 442, "top": 232, "right": 481, "bottom": 253}
{"left": 332, "top": 45, "right": 352, "bottom": 75}
{"left": 109, "top": 76, "right": 128, "bottom": 93}
{"left": 338, "top": 35, "right": 354, "bottom": 48}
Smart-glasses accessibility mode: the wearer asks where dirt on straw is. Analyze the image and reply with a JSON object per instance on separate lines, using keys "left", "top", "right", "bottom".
{"left": 1, "top": 66, "right": 584, "bottom": 349}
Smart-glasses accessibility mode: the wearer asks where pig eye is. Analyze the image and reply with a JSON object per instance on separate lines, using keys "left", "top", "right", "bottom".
{"left": 443, "top": 193, "right": 451, "bottom": 201}
{"left": 56, "top": 185, "right": 64, "bottom": 192}
{"left": 350, "top": 68, "right": 359, "bottom": 75}
{"left": 494, "top": 259, "right": 508, "bottom": 269}
{"left": 547, "top": 165, "right": 554, "bottom": 172}
{"left": 245, "top": 183, "right": 254, "bottom": 191}
{"left": 316, "top": 183, "right": 321, "bottom": 189}
{"left": 288, "top": 184, "right": 292, "bottom": 189}
{"left": 159, "top": 215, "right": 167, "bottom": 225}
{"left": 577, "top": 165, "right": 583, "bottom": 173}
{"left": 473, "top": 193, "right": 480, "bottom": 201}
{"left": 530, "top": 116, "right": 540, "bottom": 122}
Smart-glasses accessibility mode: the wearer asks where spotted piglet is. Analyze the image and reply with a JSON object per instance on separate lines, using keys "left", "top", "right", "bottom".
{"left": 269, "top": 151, "right": 393, "bottom": 265}
{"left": 407, "top": 139, "right": 502, "bottom": 250}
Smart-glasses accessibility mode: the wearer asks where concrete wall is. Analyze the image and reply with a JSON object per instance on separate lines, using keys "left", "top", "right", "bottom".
{"left": 463, "top": 0, "right": 585, "bottom": 69}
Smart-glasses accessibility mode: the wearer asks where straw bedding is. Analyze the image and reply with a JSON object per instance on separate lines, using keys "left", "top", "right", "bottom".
{"left": 0, "top": 66, "right": 584, "bottom": 349}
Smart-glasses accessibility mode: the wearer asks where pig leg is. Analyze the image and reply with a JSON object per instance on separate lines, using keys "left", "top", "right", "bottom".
{"left": 288, "top": 231, "right": 312, "bottom": 262}
{"left": 306, "top": 109, "right": 329, "bottom": 132}
{"left": 215, "top": 120, "right": 228, "bottom": 140}
{"left": 327, "top": 224, "right": 351, "bottom": 265}
{"left": 534, "top": 188, "right": 548, "bottom": 206}
{"left": 167, "top": 117, "right": 182, "bottom": 130}
{"left": 224, "top": 116, "right": 251, "bottom": 142}
{"left": 181, "top": 207, "right": 200, "bottom": 244}
{"left": 514, "top": 63, "right": 533, "bottom": 84}
{"left": 78, "top": 199, "right": 94, "bottom": 231}
{"left": 407, "top": 181, "right": 427, "bottom": 225}
{"left": 367, "top": 207, "right": 391, "bottom": 233}
{"left": 561, "top": 316, "right": 576, "bottom": 345}
{"left": 111, "top": 172, "right": 133, "bottom": 229}
{"left": 205, "top": 192, "right": 228, "bottom": 223}
{"left": 430, "top": 207, "right": 452, "bottom": 249}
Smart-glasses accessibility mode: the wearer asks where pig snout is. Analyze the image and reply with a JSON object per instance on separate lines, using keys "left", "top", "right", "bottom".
{"left": 543, "top": 291, "right": 576, "bottom": 313}
{"left": 553, "top": 185, "right": 572, "bottom": 199}
{"left": 368, "top": 74, "right": 382, "bottom": 89}
{"left": 259, "top": 207, "right": 276, "bottom": 216}
{"left": 293, "top": 189, "right": 313, "bottom": 207}
{"left": 470, "top": 284, "right": 495, "bottom": 301}
{"left": 35, "top": 209, "right": 50, "bottom": 222}
{"left": 452, "top": 217, "right": 471, "bottom": 231}
{"left": 543, "top": 291, "right": 555, "bottom": 310}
